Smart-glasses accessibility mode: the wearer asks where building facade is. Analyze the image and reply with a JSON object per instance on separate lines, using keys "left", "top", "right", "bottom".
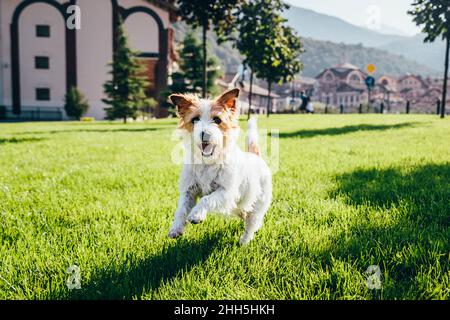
{"left": 310, "top": 63, "right": 449, "bottom": 113}
{"left": 314, "top": 62, "right": 368, "bottom": 108}
{"left": 375, "top": 74, "right": 449, "bottom": 113}
{"left": 0, "top": 0, "right": 177, "bottom": 120}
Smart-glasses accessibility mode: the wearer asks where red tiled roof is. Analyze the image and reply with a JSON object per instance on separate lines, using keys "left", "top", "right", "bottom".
{"left": 398, "top": 74, "right": 428, "bottom": 88}
{"left": 316, "top": 64, "right": 367, "bottom": 80}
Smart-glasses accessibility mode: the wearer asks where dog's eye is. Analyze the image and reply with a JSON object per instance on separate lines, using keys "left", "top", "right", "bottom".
{"left": 213, "top": 117, "right": 222, "bottom": 125}
{"left": 191, "top": 117, "right": 200, "bottom": 124}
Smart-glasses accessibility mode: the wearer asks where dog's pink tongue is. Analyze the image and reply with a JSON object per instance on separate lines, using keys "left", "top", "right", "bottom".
{"left": 202, "top": 143, "right": 214, "bottom": 154}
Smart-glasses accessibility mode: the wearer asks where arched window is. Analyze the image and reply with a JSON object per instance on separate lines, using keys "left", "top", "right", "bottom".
{"left": 324, "top": 73, "right": 334, "bottom": 82}
{"left": 349, "top": 73, "right": 361, "bottom": 84}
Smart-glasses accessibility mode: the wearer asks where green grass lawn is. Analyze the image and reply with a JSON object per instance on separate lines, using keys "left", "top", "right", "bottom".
{"left": 0, "top": 114, "right": 448, "bottom": 300}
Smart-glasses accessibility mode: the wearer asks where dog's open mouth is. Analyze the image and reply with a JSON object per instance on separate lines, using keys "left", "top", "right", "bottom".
{"left": 200, "top": 143, "right": 215, "bottom": 157}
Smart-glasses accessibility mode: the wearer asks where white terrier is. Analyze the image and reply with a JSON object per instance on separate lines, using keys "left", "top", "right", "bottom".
{"left": 168, "top": 88, "right": 272, "bottom": 244}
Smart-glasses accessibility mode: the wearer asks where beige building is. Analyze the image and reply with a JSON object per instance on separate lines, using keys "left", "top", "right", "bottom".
{"left": 311, "top": 63, "right": 448, "bottom": 113}
{"left": 376, "top": 74, "right": 449, "bottom": 112}
{"left": 0, "top": 0, "right": 177, "bottom": 120}
{"left": 314, "top": 62, "right": 368, "bottom": 108}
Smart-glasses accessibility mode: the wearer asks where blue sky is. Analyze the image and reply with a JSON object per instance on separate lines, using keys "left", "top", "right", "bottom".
{"left": 285, "top": 0, "right": 421, "bottom": 36}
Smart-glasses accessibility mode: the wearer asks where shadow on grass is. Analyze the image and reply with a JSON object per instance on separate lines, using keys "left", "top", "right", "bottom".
{"left": 322, "top": 163, "right": 450, "bottom": 298}
{"left": 14, "top": 127, "right": 162, "bottom": 135}
{"left": 73, "top": 127, "right": 161, "bottom": 133}
{"left": 278, "top": 122, "right": 421, "bottom": 139}
{"left": 66, "top": 231, "right": 226, "bottom": 299}
{"left": 0, "top": 137, "right": 45, "bottom": 144}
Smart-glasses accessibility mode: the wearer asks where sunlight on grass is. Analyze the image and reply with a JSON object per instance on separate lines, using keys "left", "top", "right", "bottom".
{"left": 0, "top": 115, "right": 448, "bottom": 299}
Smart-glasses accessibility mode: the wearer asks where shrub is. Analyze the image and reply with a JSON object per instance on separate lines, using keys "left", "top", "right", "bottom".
{"left": 64, "top": 87, "right": 89, "bottom": 120}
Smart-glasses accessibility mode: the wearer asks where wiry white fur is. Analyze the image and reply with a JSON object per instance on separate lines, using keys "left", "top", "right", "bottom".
{"left": 168, "top": 99, "right": 272, "bottom": 245}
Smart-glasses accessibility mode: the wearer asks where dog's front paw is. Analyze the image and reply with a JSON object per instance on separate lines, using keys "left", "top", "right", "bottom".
{"left": 187, "top": 208, "right": 207, "bottom": 224}
{"left": 168, "top": 225, "right": 184, "bottom": 239}
{"left": 239, "top": 233, "right": 254, "bottom": 245}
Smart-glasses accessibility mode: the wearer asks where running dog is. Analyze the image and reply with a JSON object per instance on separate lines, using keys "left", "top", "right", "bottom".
{"left": 168, "top": 88, "right": 272, "bottom": 244}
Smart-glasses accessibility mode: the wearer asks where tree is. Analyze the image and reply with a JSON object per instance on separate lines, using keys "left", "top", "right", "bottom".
{"left": 159, "top": 72, "right": 187, "bottom": 117}
{"left": 176, "top": 0, "right": 242, "bottom": 98}
{"left": 235, "top": 0, "right": 270, "bottom": 119}
{"left": 178, "top": 31, "right": 203, "bottom": 92}
{"left": 160, "top": 32, "right": 222, "bottom": 115}
{"left": 262, "top": 25, "right": 303, "bottom": 117}
{"left": 409, "top": 0, "right": 450, "bottom": 118}
{"left": 103, "top": 20, "right": 152, "bottom": 123}
{"left": 138, "top": 97, "right": 158, "bottom": 119}
{"left": 64, "top": 86, "right": 89, "bottom": 120}
{"left": 178, "top": 31, "right": 222, "bottom": 95}
{"left": 235, "top": 0, "right": 302, "bottom": 118}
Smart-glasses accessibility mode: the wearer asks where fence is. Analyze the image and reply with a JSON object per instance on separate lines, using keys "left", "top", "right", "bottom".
{"left": 288, "top": 100, "right": 448, "bottom": 115}
{"left": 0, "top": 106, "right": 64, "bottom": 121}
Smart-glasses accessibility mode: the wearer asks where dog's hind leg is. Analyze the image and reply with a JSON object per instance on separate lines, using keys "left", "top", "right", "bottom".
{"left": 240, "top": 175, "right": 272, "bottom": 245}
{"left": 240, "top": 210, "right": 265, "bottom": 245}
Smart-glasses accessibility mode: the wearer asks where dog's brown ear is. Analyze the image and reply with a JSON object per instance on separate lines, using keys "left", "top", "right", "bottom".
{"left": 169, "top": 94, "right": 192, "bottom": 116}
{"left": 216, "top": 88, "right": 240, "bottom": 112}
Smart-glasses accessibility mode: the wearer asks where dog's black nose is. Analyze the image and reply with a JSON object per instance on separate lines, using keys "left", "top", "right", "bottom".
{"left": 201, "top": 131, "right": 211, "bottom": 142}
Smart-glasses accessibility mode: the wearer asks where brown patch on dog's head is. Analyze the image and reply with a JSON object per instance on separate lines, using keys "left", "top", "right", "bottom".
{"left": 215, "top": 88, "right": 240, "bottom": 114}
{"left": 211, "top": 88, "right": 240, "bottom": 147}
{"left": 212, "top": 88, "right": 240, "bottom": 131}
{"left": 169, "top": 89, "right": 240, "bottom": 145}
{"left": 169, "top": 93, "right": 201, "bottom": 131}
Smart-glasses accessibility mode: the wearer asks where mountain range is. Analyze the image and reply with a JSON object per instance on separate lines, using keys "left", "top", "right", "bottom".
{"left": 283, "top": 6, "right": 406, "bottom": 47}
{"left": 283, "top": 6, "right": 445, "bottom": 74}
{"left": 173, "top": 4, "right": 445, "bottom": 79}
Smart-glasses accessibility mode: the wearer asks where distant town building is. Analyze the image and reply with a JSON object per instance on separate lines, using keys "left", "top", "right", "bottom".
{"left": 375, "top": 74, "right": 449, "bottom": 112}
{"left": 0, "top": 0, "right": 177, "bottom": 121}
{"left": 291, "top": 63, "right": 450, "bottom": 114}
{"left": 314, "top": 62, "right": 368, "bottom": 108}
{"left": 243, "top": 61, "right": 449, "bottom": 114}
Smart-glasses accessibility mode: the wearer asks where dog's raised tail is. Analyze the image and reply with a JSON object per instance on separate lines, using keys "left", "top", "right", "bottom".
{"left": 247, "top": 117, "right": 261, "bottom": 156}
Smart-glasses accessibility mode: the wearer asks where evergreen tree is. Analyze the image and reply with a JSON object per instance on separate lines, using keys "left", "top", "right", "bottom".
{"left": 163, "top": 31, "right": 221, "bottom": 96}
{"left": 179, "top": 32, "right": 222, "bottom": 95}
{"left": 409, "top": 0, "right": 450, "bottom": 118}
{"left": 179, "top": 32, "right": 204, "bottom": 92}
{"left": 103, "top": 21, "right": 152, "bottom": 123}
{"left": 160, "top": 72, "right": 187, "bottom": 117}
{"left": 160, "top": 31, "right": 222, "bottom": 116}
{"left": 205, "top": 56, "right": 222, "bottom": 97}
{"left": 64, "top": 86, "right": 89, "bottom": 120}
